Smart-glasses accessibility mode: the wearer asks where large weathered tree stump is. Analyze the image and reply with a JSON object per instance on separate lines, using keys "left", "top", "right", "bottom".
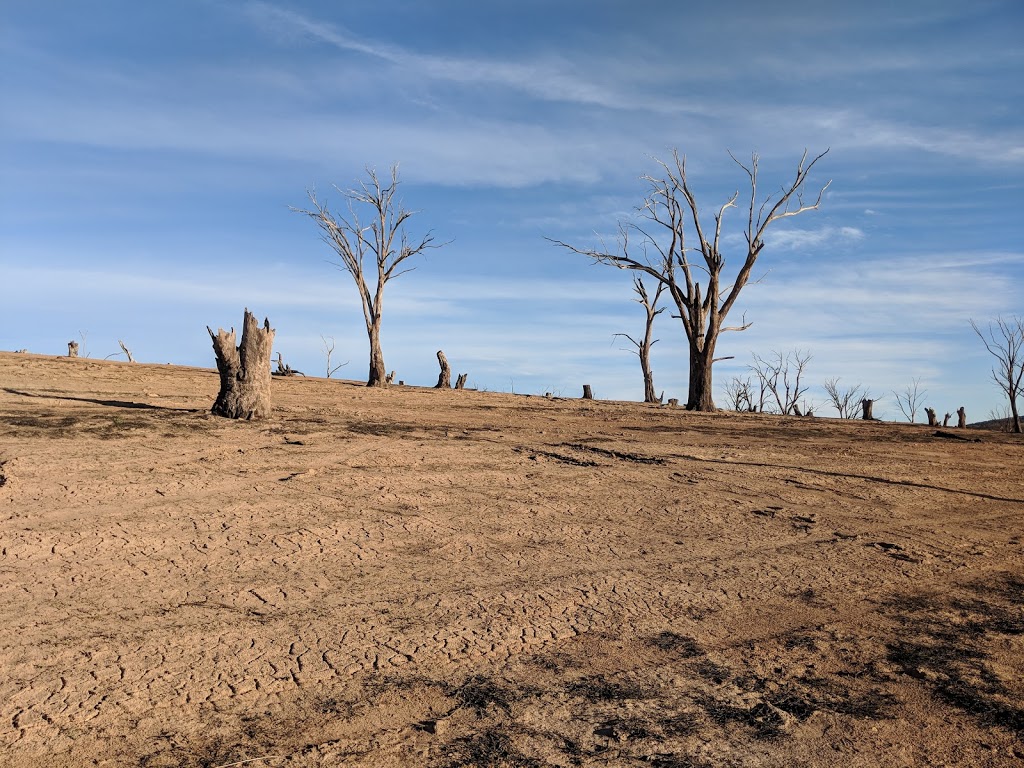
{"left": 925, "top": 407, "right": 938, "bottom": 427}
{"left": 582, "top": 384, "right": 594, "bottom": 400}
{"left": 67, "top": 341, "right": 79, "bottom": 358}
{"left": 435, "top": 350, "right": 451, "bottom": 389}
{"left": 861, "top": 398, "right": 875, "bottom": 420}
{"left": 957, "top": 406, "right": 966, "bottom": 428}
{"left": 207, "top": 309, "right": 275, "bottom": 420}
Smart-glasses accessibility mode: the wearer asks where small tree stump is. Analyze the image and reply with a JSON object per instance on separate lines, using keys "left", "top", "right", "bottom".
{"left": 582, "top": 384, "right": 593, "bottom": 400}
{"left": 943, "top": 412, "right": 952, "bottom": 427}
{"left": 861, "top": 398, "right": 875, "bottom": 420}
{"left": 208, "top": 309, "right": 275, "bottom": 420}
{"left": 925, "top": 407, "right": 938, "bottom": 427}
{"left": 455, "top": 373, "right": 468, "bottom": 390}
{"left": 273, "top": 352, "right": 304, "bottom": 377}
{"left": 957, "top": 406, "right": 966, "bottom": 428}
{"left": 435, "top": 350, "right": 451, "bottom": 389}
{"left": 67, "top": 341, "right": 79, "bottom": 358}
{"left": 386, "top": 371, "right": 396, "bottom": 385}
{"left": 667, "top": 398, "right": 679, "bottom": 408}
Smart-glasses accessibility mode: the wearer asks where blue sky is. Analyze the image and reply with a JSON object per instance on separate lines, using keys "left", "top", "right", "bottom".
{"left": 2, "top": 0, "right": 1021, "bottom": 420}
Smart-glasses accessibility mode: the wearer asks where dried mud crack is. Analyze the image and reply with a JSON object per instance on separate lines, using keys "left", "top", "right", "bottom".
{"left": 1, "top": 352, "right": 1022, "bottom": 767}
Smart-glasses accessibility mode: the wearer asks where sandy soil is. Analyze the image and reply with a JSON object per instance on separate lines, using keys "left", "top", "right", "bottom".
{"left": 1, "top": 351, "right": 1022, "bottom": 767}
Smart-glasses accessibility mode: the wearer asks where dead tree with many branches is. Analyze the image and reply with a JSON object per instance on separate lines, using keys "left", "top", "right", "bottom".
{"left": 749, "top": 350, "right": 812, "bottom": 415}
{"left": 551, "top": 149, "right": 828, "bottom": 411}
{"left": 614, "top": 276, "right": 665, "bottom": 403}
{"left": 971, "top": 316, "right": 1023, "bottom": 433}
{"left": 823, "top": 377, "right": 865, "bottom": 419}
{"left": 722, "top": 375, "right": 755, "bottom": 412}
{"left": 893, "top": 377, "right": 926, "bottom": 423}
{"left": 294, "top": 166, "right": 446, "bottom": 387}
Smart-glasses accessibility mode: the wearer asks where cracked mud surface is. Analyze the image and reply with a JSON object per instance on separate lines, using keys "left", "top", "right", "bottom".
{"left": 1, "top": 352, "right": 1022, "bottom": 767}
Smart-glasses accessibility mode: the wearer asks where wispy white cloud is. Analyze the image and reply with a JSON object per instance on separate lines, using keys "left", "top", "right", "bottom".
{"left": 241, "top": 1, "right": 713, "bottom": 117}
{"left": 764, "top": 226, "right": 865, "bottom": 251}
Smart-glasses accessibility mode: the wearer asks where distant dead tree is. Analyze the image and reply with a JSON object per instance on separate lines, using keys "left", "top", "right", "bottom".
{"left": 435, "top": 350, "right": 452, "bottom": 388}
{"left": 823, "top": 377, "right": 865, "bottom": 419}
{"left": 723, "top": 375, "right": 755, "bottom": 412}
{"left": 893, "top": 377, "right": 926, "bottom": 423}
{"left": 69, "top": 330, "right": 89, "bottom": 358}
{"left": 749, "top": 350, "right": 812, "bottom": 415}
{"left": 208, "top": 309, "right": 275, "bottom": 419}
{"left": 273, "top": 352, "right": 304, "bottom": 377}
{"left": 957, "top": 406, "right": 967, "bottom": 428}
{"left": 104, "top": 340, "right": 136, "bottom": 362}
{"left": 925, "top": 407, "right": 939, "bottom": 427}
{"left": 293, "top": 165, "right": 447, "bottom": 388}
{"left": 970, "top": 316, "right": 1023, "bottom": 433}
{"left": 551, "top": 148, "right": 829, "bottom": 411}
{"left": 320, "top": 335, "right": 348, "bottom": 378}
{"left": 613, "top": 276, "right": 665, "bottom": 403}
{"left": 861, "top": 397, "right": 878, "bottom": 421}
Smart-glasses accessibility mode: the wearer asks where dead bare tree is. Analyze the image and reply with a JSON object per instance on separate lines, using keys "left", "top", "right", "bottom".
{"left": 970, "top": 316, "right": 1023, "bottom": 434}
{"left": 613, "top": 276, "right": 665, "bottom": 403}
{"left": 551, "top": 149, "right": 828, "bottom": 411}
{"left": 722, "top": 375, "right": 755, "bottom": 412}
{"left": 273, "top": 352, "right": 304, "bottom": 377}
{"left": 208, "top": 309, "right": 275, "bottom": 419}
{"left": 893, "top": 377, "right": 926, "bottom": 423}
{"left": 823, "top": 377, "right": 865, "bottom": 419}
{"left": 320, "top": 335, "right": 348, "bottom": 378}
{"left": 861, "top": 397, "right": 878, "bottom": 421}
{"left": 435, "top": 350, "right": 452, "bottom": 389}
{"left": 293, "top": 166, "right": 446, "bottom": 387}
{"left": 749, "top": 350, "right": 812, "bottom": 415}
{"left": 925, "top": 407, "right": 939, "bottom": 427}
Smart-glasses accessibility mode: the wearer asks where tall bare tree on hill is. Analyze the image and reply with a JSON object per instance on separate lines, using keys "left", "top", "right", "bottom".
{"left": 971, "top": 316, "right": 1023, "bottom": 433}
{"left": 614, "top": 276, "right": 665, "bottom": 403}
{"left": 294, "top": 166, "right": 445, "bottom": 387}
{"left": 552, "top": 149, "right": 829, "bottom": 411}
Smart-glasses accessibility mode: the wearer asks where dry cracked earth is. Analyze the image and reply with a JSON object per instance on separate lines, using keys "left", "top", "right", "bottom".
{"left": 1, "top": 351, "right": 1022, "bottom": 767}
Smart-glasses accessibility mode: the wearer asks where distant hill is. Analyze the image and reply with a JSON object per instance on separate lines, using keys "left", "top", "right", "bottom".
{"left": 968, "top": 417, "right": 1018, "bottom": 432}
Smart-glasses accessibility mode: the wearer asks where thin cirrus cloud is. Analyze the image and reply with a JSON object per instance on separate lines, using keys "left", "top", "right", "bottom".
{"left": 240, "top": 1, "right": 709, "bottom": 117}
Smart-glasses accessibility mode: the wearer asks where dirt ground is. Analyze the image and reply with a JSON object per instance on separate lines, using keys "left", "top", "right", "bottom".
{"left": 1, "top": 351, "right": 1022, "bottom": 767}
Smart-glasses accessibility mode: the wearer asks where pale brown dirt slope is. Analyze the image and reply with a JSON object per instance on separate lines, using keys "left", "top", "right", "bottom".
{"left": 1, "top": 351, "right": 1022, "bottom": 767}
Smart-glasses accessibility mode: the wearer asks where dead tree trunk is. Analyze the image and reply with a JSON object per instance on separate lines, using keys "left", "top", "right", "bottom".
{"left": 582, "top": 384, "right": 594, "bottom": 400}
{"left": 208, "top": 309, "right": 275, "bottom": 420}
{"left": 435, "top": 350, "right": 452, "bottom": 389}
{"left": 67, "top": 341, "right": 79, "bottom": 358}
{"left": 943, "top": 412, "right": 952, "bottom": 427}
{"left": 386, "top": 371, "right": 396, "bottom": 385}
{"left": 455, "top": 373, "right": 468, "bottom": 390}
{"left": 367, "top": 322, "right": 387, "bottom": 387}
{"left": 118, "top": 340, "right": 135, "bottom": 363}
{"left": 861, "top": 398, "right": 875, "bottom": 420}
{"left": 925, "top": 407, "right": 938, "bottom": 427}
{"left": 957, "top": 407, "right": 967, "bottom": 428}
